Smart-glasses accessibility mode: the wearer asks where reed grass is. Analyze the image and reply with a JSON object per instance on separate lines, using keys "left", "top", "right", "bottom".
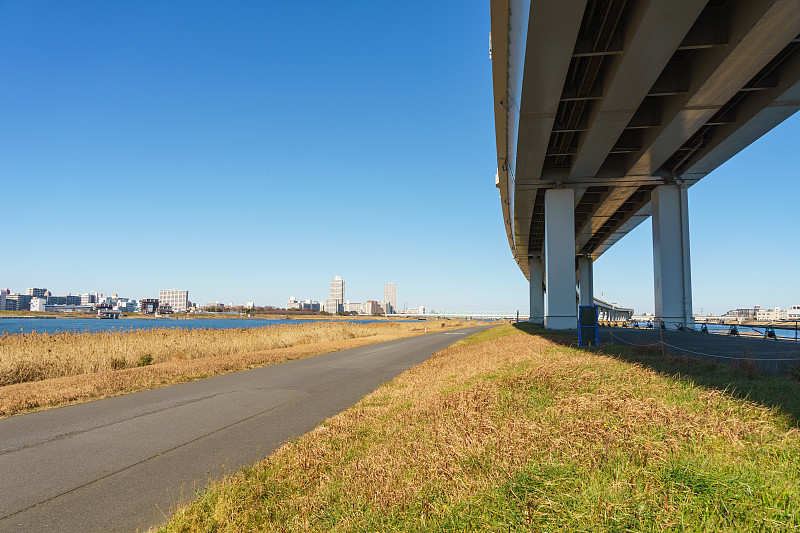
{"left": 0, "top": 320, "right": 480, "bottom": 417}
{"left": 157, "top": 324, "right": 800, "bottom": 532}
{"left": 0, "top": 321, "right": 455, "bottom": 386}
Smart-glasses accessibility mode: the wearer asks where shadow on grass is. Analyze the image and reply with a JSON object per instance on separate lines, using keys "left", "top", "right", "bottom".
{"left": 512, "top": 322, "right": 800, "bottom": 428}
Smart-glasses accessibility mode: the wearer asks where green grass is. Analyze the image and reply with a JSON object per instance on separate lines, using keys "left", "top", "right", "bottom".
{"left": 157, "top": 325, "right": 800, "bottom": 533}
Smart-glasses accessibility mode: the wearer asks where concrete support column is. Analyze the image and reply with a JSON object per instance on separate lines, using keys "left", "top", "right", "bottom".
{"left": 544, "top": 189, "right": 577, "bottom": 329}
{"left": 529, "top": 254, "right": 544, "bottom": 325}
{"left": 578, "top": 255, "right": 593, "bottom": 307}
{"left": 652, "top": 185, "right": 694, "bottom": 328}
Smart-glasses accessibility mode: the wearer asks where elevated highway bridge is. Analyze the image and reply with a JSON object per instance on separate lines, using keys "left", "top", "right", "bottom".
{"left": 390, "top": 297, "right": 632, "bottom": 321}
{"left": 491, "top": 0, "right": 800, "bottom": 328}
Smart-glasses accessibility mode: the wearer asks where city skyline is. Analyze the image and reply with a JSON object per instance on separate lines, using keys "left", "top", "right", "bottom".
{"left": 1, "top": 3, "right": 797, "bottom": 315}
{"left": 2, "top": 281, "right": 796, "bottom": 317}
{"left": 1, "top": 278, "right": 421, "bottom": 313}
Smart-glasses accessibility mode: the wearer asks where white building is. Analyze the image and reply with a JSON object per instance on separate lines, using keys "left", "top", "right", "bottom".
{"left": 114, "top": 299, "right": 138, "bottom": 313}
{"left": 343, "top": 301, "right": 362, "bottom": 314}
{"left": 26, "top": 288, "right": 47, "bottom": 298}
{"left": 331, "top": 276, "right": 344, "bottom": 303}
{"left": 362, "top": 300, "right": 382, "bottom": 315}
{"left": 323, "top": 298, "right": 338, "bottom": 314}
{"left": 286, "top": 296, "right": 301, "bottom": 310}
{"left": 29, "top": 297, "right": 47, "bottom": 312}
{"left": 327, "top": 276, "right": 344, "bottom": 313}
{"left": 384, "top": 283, "right": 397, "bottom": 312}
{"left": 788, "top": 305, "right": 800, "bottom": 320}
{"left": 302, "top": 300, "right": 321, "bottom": 312}
{"left": 755, "top": 307, "right": 788, "bottom": 321}
{"left": 159, "top": 288, "right": 189, "bottom": 313}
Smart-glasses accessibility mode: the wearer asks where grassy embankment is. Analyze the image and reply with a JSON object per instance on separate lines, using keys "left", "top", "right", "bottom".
{"left": 0, "top": 320, "right": 480, "bottom": 417}
{"left": 158, "top": 323, "right": 800, "bottom": 532}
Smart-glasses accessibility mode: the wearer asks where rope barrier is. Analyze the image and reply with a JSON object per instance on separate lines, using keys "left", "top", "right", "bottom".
{"left": 659, "top": 341, "right": 800, "bottom": 362}
{"left": 629, "top": 320, "right": 797, "bottom": 341}
{"left": 604, "top": 328, "right": 800, "bottom": 362}
{"left": 610, "top": 335, "right": 662, "bottom": 348}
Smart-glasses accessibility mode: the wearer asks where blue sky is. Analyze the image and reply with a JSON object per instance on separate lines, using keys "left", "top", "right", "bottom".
{"left": 1, "top": 2, "right": 798, "bottom": 314}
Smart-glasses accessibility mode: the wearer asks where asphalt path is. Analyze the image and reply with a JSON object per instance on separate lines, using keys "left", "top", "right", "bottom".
{"left": 0, "top": 325, "right": 490, "bottom": 533}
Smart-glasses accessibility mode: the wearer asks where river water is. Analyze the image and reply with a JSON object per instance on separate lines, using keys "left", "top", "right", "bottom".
{"left": 0, "top": 317, "right": 418, "bottom": 336}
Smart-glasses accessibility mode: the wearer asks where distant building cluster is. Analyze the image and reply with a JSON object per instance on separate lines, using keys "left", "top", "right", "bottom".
{"left": 286, "top": 297, "right": 321, "bottom": 312}
{"left": 0, "top": 287, "right": 137, "bottom": 314}
{"left": 0, "top": 285, "right": 194, "bottom": 316}
{"left": 723, "top": 305, "right": 800, "bottom": 321}
{"left": 1, "top": 278, "right": 430, "bottom": 318}
{"left": 286, "top": 278, "right": 422, "bottom": 316}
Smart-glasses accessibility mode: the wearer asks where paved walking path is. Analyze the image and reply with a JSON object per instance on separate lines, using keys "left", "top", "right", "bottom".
{"left": 0, "top": 326, "right": 489, "bottom": 533}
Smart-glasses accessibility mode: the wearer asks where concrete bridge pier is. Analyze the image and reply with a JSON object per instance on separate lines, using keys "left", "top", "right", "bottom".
{"left": 578, "top": 255, "right": 593, "bottom": 307}
{"left": 544, "top": 189, "right": 578, "bottom": 329}
{"left": 652, "top": 184, "right": 694, "bottom": 329}
{"left": 529, "top": 254, "right": 545, "bottom": 325}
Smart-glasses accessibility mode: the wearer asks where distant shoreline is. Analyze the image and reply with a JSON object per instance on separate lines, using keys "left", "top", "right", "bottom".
{"left": 0, "top": 311, "right": 401, "bottom": 321}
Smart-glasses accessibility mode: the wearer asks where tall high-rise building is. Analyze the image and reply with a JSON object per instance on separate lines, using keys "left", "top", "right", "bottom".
{"left": 329, "top": 275, "right": 344, "bottom": 313}
{"left": 384, "top": 282, "right": 397, "bottom": 313}
{"left": 159, "top": 288, "right": 189, "bottom": 313}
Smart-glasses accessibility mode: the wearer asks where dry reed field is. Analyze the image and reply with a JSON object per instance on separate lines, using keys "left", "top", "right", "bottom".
{"left": 158, "top": 324, "right": 800, "bottom": 532}
{"left": 0, "top": 320, "right": 478, "bottom": 417}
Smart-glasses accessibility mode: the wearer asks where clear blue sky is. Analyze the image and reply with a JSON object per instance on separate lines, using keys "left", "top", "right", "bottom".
{"left": 1, "top": 2, "right": 798, "bottom": 314}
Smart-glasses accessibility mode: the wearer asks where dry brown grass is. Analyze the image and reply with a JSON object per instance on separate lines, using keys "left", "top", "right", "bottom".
{"left": 0, "top": 320, "right": 480, "bottom": 418}
{"left": 159, "top": 326, "right": 800, "bottom": 532}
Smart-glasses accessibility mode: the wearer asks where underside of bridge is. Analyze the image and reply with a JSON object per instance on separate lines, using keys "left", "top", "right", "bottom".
{"left": 491, "top": 0, "right": 800, "bottom": 328}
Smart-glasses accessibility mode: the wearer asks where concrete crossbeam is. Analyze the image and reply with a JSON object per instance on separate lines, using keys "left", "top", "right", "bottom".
{"left": 591, "top": 203, "right": 652, "bottom": 259}
{"left": 575, "top": 186, "right": 638, "bottom": 251}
